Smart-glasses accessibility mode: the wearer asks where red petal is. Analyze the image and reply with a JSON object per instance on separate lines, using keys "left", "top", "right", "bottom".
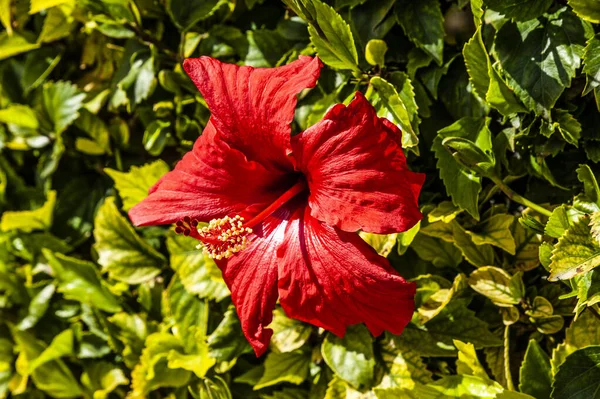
{"left": 215, "top": 204, "right": 297, "bottom": 356}
{"left": 183, "top": 56, "right": 322, "bottom": 170}
{"left": 277, "top": 205, "right": 416, "bottom": 337}
{"left": 291, "top": 92, "right": 425, "bottom": 234}
{"left": 128, "top": 120, "right": 286, "bottom": 227}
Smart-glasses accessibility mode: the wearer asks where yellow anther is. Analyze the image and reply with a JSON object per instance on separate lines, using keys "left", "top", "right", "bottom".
{"left": 196, "top": 215, "right": 252, "bottom": 259}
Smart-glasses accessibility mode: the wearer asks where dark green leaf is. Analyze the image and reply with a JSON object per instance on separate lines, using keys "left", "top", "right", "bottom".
{"left": 583, "top": 34, "right": 600, "bottom": 95}
{"left": 395, "top": 0, "right": 444, "bottom": 65}
{"left": 483, "top": 0, "right": 552, "bottom": 21}
{"left": 494, "top": 8, "right": 592, "bottom": 117}
{"left": 434, "top": 117, "right": 492, "bottom": 220}
{"left": 552, "top": 346, "right": 600, "bottom": 399}
{"left": 519, "top": 339, "right": 552, "bottom": 399}
{"left": 398, "top": 301, "right": 502, "bottom": 357}
{"left": 166, "top": 0, "right": 232, "bottom": 31}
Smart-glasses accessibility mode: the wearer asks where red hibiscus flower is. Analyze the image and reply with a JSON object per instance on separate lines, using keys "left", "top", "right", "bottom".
{"left": 129, "top": 56, "right": 425, "bottom": 356}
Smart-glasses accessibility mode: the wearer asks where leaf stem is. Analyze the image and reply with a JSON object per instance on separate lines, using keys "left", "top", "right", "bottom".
{"left": 491, "top": 176, "right": 552, "bottom": 217}
{"left": 504, "top": 325, "right": 515, "bottom": 391}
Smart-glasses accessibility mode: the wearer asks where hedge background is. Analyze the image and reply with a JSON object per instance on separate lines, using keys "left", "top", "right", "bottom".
{"left": 1, "top": 0, "right": 600, "bottom": 398}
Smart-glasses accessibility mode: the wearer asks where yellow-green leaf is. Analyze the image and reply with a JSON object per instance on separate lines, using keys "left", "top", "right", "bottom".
{"left": 93, "top": 197, "right": 165, "bottom": 284}
{"left": 1, "top": 190, "right": 56, "bottom": 232}
{"left": 549, "top": 216, "right": 600, "bottom": 281}
{"left": 468, "top": 266, "right": 523, "bottom": 307}
{"left": 105, "top": 160, "right": 169, "bottom": 211}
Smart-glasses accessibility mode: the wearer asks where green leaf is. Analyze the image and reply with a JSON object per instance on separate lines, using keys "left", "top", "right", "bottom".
{"left": 463, "top": 27, "right": 490, "bottom": 100}
{"left": 494, "top": 8, "right": 592, "bottom": 117}
{"left": 254, "top": 350, "right": 311, "bottom": 390}
{"left": 411, "top": 233, "right": 463, "bottom": 268}
{"left": 370, "top": 76, "right": 419, "bottom": 149}
{"left": 0, "top": 0, "right": 11, "bottom": 35}
{"left": 164, "top": 277, "right": 209, "bottom": 352}
{"left": 512, "top": 221, "right": 542, "bottom": 272}
{"left": 519, "top": 339, "right": 551, "bottom": 399}
{"left": 365, "top": 39, "right": 387, "bottom": 67}
{"left": 42, "top": 81, "right": 86, "bottom": 133}
{"left": 434, "top": 117, "right": 493, "bottom": 220}
{"left": 166, "top": 0, "right": 231, "bottom": 31}
{"left": 427, "top": 201, "right": 462, "bottom": 224}
{"left": 80, "top": 361, "right": 129, "bottom": 399}
{"left": 468, "top": 267, "right": 523, "bottom": 306}
{"left": 377, "top": 334, "right": 432, "bottom": 389}
{"left": 107, "top": 312, "right": 150, "bottom": 367}
{"left": 44, "top": 250, "right": 122, "bottom": 313}
{"left": 269, "top": 308, "right": 312, "bottom": 354}
{"left": 577, "top": 164, "right": 600, "bottom": 206}
{"left": 27, "top": 329, "right": 74, "bottom": 374}
{"left": 74, "top": 109, "right": 111, "bottom": 155}
{"left": 38, "top": 5, "right": 75, "bottom": 43}
{"left": 166, "top": 232, "right": 229, "bottom": 301}
{"left": 545, "top": 205, "right": 584, "bottom": 239}
{"left": 93, "top": 197, "right": 165, "bottom": 284}
{"left": 0, "top": 338, "right": 13, "bottom": 397}
{"left": 467, "top": 214, "right": 516, "bottom": 254}
{"left": 1, "top": 190, "right": 56, "bottom": 232}
{"left": 554, "top": 109, "right": 582, "bottom": 146}
{"left": 208, "top": 307, "right": 252, "bottom": 368}
{"left": 552, "top": 346, "right": 600, "bottom": 399}
{"left": 454, "top": 340, "right": 489, "bottom": 380}
{"left": 0, "top": 31, "right": 40, "bottom": 61}
{"left": 11, "top": 329, "right": 82, "bottom": 398}
{"left": 486, "top": 63, "right": 527, "bottom": 117}
{"left": 551, "top": 310, "right": 600, "bottom": 372}
{"left": 0, "top": 104, "right": 39, "bottom": 129}
{"left": 453, "top": 223, "right": 496, "bottom": 267}
{"left": 17, "top": 284, "right": 56, "bottom": 330}
{"left": 285, "top": 0, "right": 359, "bottom": 71}
{"left": 398, "top": 301, "right": 502, "bottom": 357}
{"left": 105, "top": 160, "right": 170, "bottom": 211}
{"left": 549, "top": 216, "right": 600, "bottom": 281}
{"left": 397, "top": 221, "right": 421, "bottom": 255}
{"left": 321, "top": 325, "right": 375, "bottom": 389}
{"left": 359, "top": 231, "right": 398, "bottom": 257}
{"left": 245, "top": 29, "right": 289, "bottom": 68}
{"left": 395, "top": 0, "right": 444, "bottom": 65}
{"left": 134, "top": 56, "right": 157, "bottom": 105}
{"left": 129, "top": 332, "right": 191, "bottom": 397}
{"left": 568, "top": 0, "right": 600, "bottom": 23}
{"left": 416, "top": 274, "right": 468, "bottom": 324}
{"left": 583, "top": 34, "right": 600, "bottom": 95}
{"left": 483, "top": 0, "right": 552, "bottom": 21}
{"left": 29, "top": 0, "right": 70, "bottom": 14}
{"left": 348, "top": 0, "right": 396, "bottom": 53}
{"left": 142, "top": 120, "right": 170, "bottom": 156}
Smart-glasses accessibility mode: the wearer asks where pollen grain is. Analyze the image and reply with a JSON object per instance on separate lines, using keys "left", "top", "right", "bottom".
{"left": 196, "top": 215, "right": 252, "bottom": 260}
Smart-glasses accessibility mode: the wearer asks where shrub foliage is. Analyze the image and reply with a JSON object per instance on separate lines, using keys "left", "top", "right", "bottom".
{"left": 1, "top": 0, "right": 600, "bottom": 398}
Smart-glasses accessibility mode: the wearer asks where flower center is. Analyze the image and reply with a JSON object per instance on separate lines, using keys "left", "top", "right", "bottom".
{"left": 182, "top": 180, "right": 307, "bottom": 260}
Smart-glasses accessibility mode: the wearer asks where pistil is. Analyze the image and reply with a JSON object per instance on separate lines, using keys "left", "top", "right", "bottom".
{"left": 187, "top": 180, "right": 307, "bottom": 260}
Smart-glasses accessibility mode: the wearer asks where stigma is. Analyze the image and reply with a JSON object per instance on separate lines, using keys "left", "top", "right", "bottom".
{"left": 196, "top": 215, "right": 252, "bottom": 260}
